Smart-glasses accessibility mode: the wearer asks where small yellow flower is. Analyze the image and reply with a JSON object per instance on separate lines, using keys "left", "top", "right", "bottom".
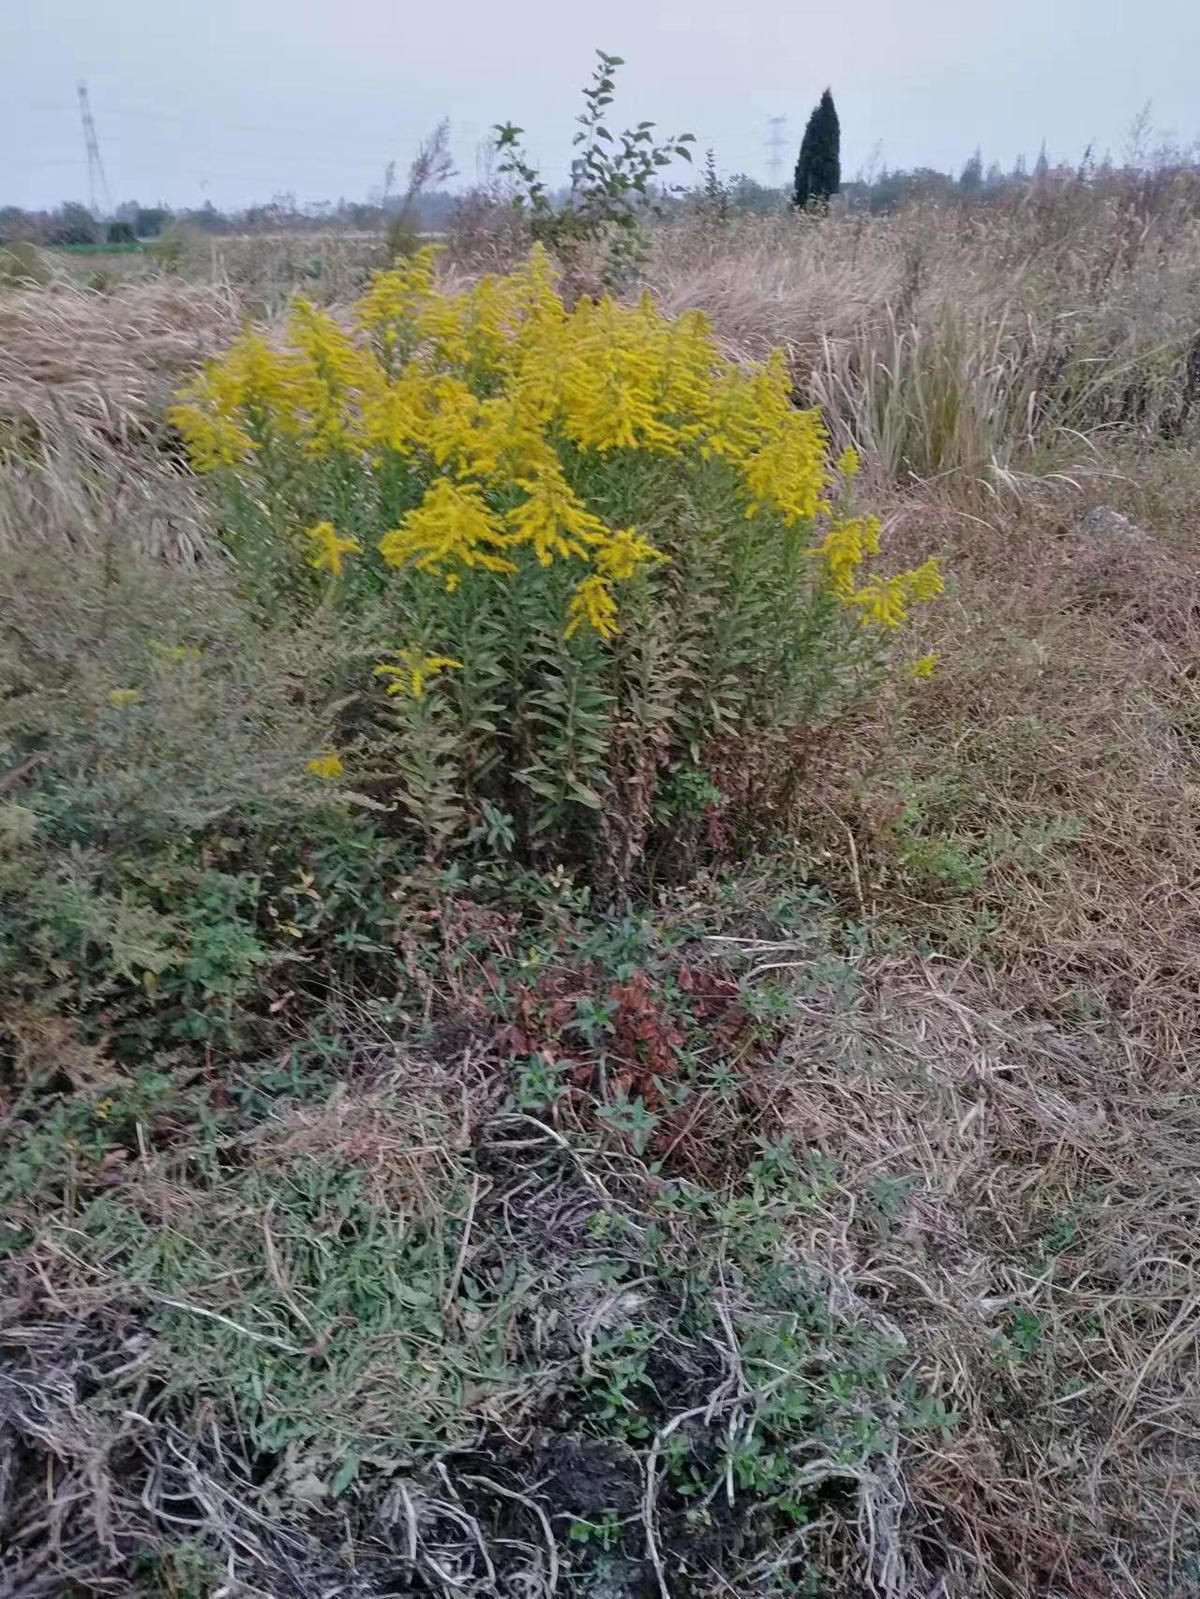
{"left": 846, "top": 577, "right": 908, "bottom": 628}
{"left": 306, "top": 751, "right": 345, "bottom": 779}
{"left": 106, "top": 688, "right": 142, "bottom": 707}
{"left": 94, "top": 1096, "right": 114, "bottom": 1122}
{"left": 303, "top": 521, "right": 360, "bottom": 578}
{"left": 564, "top": 574, "right": 619, "bottom": 640}
{"left": 148, "top": 640, "right": 201, "bottom": 663}
{"left": 909, "top": 651, "right": 940, "bottom": 679}
{"left": 374, "top": 649, "right": 463, "bottom": 699}
{"left": 809, "top": 516, "right": 882, "bottom": 598}
{"left": 836, "top": 445, "right": 860, "bottom": 479}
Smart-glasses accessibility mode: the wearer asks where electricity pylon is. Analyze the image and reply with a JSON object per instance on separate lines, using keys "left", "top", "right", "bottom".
{"left": 77, "top": 81, "right": 112, "bottom": 217}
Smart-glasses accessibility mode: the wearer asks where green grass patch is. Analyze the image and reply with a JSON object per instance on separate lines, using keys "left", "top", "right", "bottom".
{"left": 48, "top": 240, "right": 144, "bottom": 255}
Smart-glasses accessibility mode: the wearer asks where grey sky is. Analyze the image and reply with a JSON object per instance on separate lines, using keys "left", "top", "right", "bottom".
{"left": 4, "top": 0, "right": 1199, "bottom": 211}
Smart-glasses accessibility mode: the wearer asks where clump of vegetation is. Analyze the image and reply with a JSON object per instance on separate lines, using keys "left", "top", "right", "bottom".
{"left": 495, "top": 51, "right": 696, "bottom": 287}
{"left": 384, "top": 117, "right": 456, "bottom": 261}
{"left": 171, "top": 245, "right": 940, "bottom": 883}
{"left": 0, "top": 239, "right": 51, "bottom": 289}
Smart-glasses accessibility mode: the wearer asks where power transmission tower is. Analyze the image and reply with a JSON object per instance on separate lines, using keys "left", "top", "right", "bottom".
{"left": 766, "top": 115, "right": 787, "bottom": 189}
{"left": 77, "top": 81, "right": 112, "bottom": 217}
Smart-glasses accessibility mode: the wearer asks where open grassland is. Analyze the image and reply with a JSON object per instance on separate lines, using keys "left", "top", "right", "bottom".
{"left": 2, "top": 180, "right": 1200, "bottom": 1599}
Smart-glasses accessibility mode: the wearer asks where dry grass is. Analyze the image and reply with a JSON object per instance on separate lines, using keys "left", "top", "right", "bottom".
{"left": 806, "top": 471, "right": 1200, "bottom": 1075}
{"left": 732, "top": 448, "right": 1199, "bottom": 1591}
{"left": 0, "top": 417, "right": 214, "bottom": 561}
{"left": 649, "top": 183, "right": 1200, "bottom": 493}
{"left": 646, "top": 190, "right": 1200, "bottom": 1590}
{"left": 0, "top": 278, "right": 240, "bottom": 440}
{"left": 755, "top": 950, "right": 1200, "bottom": 1597}
{"left": 0, "top": 279, "right": 240, "bottom": 561}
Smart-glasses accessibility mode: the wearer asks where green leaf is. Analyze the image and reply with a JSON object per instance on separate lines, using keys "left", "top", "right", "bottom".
{"left": 330, "top": 1452, "right": 360, "bottom": 1498}
{"left": 567, "top": 778, "right": 606, "bottom": 809}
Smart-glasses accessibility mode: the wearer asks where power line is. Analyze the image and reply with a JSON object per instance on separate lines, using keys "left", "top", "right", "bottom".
{"left": 766, "top": 115, "right": 787, "bottom": 189}
{"left": 77, "top": 81, "right": 112, "bottom": 216}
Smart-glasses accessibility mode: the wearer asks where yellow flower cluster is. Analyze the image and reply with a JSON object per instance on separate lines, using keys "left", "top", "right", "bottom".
{"left": 909, "top": 651, "right": 940, "bottom": 679}
{"left": 306, "top": 750, "right": 345, "bottom": 779}
{"left": 845, "top": 557, "right": 944, "bottom": 628}
{"left": 303, "top": 521, "right": 360, "bottom": 577}
{"left": 374, "top": 649, "right": 464, "bottom": 699}
{"left": 172, "top": 247, "right": 938, "bottom": 637}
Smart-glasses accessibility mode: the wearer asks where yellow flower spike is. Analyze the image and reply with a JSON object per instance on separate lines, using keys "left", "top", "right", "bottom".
{"left": 809, "top": 516, "right": 883, "bottom": 599}
{"left": 379, "top": 479, "right": 514, "bottom": 581}
{"left": 361, "top": 369, "right": 426, "bottom": 456}
{"left": 550, "top": 295, "right": 685, "bottom": 456}
{"left": 355, "top": 247, "right": 440, "bottom": 348}
{"left": 106, "top": 688, "right": 143, "bottom": 707}
{"left": 846, "top": 577, "right": 909, "bottom": 628}
{"left": 900, "top": 556, "right": 945, "bottom": 604}
{"left": 504, "top": 464, "right": 611, "bottom": 566}
{"left": 910, "top": 652, "right": 940, "bottom": 679}
{"left": 836, "top": 445, "right": 860, "bottom": 479}
{"left": 564, "top": 574, "right": 619, "bottom": 641}
{"left": 593, "top": 527, "right": 667, "bottom": 582}
{"left": 420, "top": 375, "right": 483, "bottom": 468}
{"left": 170, "top": 327, "right": 308, "bottom": 468}
{"left": 288, "top": 299, "right": 375, "bottom": 455}
{"left": 739, "top": 410, "right": 830, "bottom": 525}
{"left": 303, "top": 521, "right": 360, "bottom": 578}
{"left": 307, "top": 751, "right": 345, "bottom": 779}
{"left": 374, "top": 650, "right": 464, "bottom": 699}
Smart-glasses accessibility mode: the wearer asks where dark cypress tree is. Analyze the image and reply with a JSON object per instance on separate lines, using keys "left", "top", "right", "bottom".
{"left": 793, "top": 89, "right": 841, "bottom": 209}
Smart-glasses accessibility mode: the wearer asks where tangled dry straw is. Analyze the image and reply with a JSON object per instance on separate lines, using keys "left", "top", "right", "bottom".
{"left": 762, "top": 950, "right": 1200, "bottom": 1598}
{"left": 0, "top": 278, "right": 241, "bottom": 440}
{"left": 0, "top": 280, "right": 240, "bottom": 560}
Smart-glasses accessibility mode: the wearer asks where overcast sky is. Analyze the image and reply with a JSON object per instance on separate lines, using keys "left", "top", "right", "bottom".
{"left": 4, "top": 0, "right": 1199, "bottom": 212}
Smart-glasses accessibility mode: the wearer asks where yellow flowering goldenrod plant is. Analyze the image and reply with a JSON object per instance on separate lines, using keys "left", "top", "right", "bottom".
{"left": 172, "top": 247, "right": 941, "bottom": 883}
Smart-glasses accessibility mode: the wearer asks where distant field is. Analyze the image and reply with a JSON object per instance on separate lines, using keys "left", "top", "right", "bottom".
{"left": 48, "top": 239, "right": 144, "bottom": 254}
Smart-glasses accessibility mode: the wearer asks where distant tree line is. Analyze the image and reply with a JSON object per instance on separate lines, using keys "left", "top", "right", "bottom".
{"left": 7, "top": 103, "right": 1200, "bottom": 249}
{"left": 680, "top": 137, "right": 1200, "bottom": 222}
{"left": 0, "top": 190, "right": 462, "bottom": 248}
